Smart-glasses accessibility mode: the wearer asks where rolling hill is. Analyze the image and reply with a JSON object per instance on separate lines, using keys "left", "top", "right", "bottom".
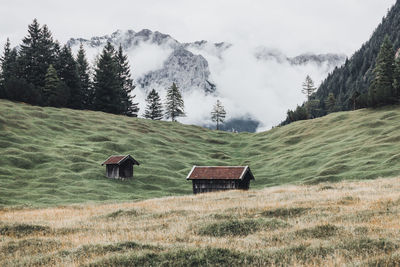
{"left": 1, "top": 99, "right": 400, "bottom": 206}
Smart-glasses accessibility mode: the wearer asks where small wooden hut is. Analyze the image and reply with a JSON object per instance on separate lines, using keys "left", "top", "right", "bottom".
{"left": 101, "top": 155, "right": 139, "bottom": 179}
{"left": 186, "top": 166, "right": 255, "bottom": 194}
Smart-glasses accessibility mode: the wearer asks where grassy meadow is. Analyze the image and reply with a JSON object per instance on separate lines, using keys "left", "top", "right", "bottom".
{"left": 2, "top": 99, "right": 400, "bottom": 206}
{"left": 1, "top": 177, "right": 400, "bottom": 266}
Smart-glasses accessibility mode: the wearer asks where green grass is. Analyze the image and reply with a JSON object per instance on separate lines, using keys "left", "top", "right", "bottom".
{"left": 197, "top": 218, "right": 289, "bottom": 237}
{"left": 2, "top": 99, "right": 400, "bottom": 206}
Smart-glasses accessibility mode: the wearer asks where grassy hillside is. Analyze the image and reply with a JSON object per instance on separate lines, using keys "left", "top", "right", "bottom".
{"left": 1, "top": 99, "right": 400, "bottom": 205}
{"left": 1, "top": 178, "right": 400, "bottom": 266}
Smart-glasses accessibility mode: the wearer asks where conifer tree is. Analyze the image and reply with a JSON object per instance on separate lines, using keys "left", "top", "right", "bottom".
{"left": 211, "top": 99, "right": 226, "bottom": 130}
{"left": 1, "top": 38, "right": 39, "bottom": 103}
{"left": 56, "top": 45, "right": 81, "bottom": 108}
{"left": 369, "top": 35, "right": 395, "bottom": 106}
{"left": 93, "top": 42, "right": 121, "bottom": 114}
{"left": 0, "top": 39, "right": 18, "bottom": 98}
{"left": 43, "top": 64, "right": 69, "bottom": 107}
{"left": 115, "top": 44, "right": 139, "bottom": 116}
{"left": 325, "top": 93, "right": 336, "bottom": 113}
{"left": 144, "top": 89, "right": 163, "bottom": 120}
{"left": 393, "top": 56, "right": 400, "bottom": 98}
{"left": 165, "top": 82, "right": 185, "bottom": 122}
{"left": 18, "top": 19, "right": 42, "bottom": 87}
{"left": 302, "top": 75, "right": 316, "bottom": 101}
{"left": 76, "top": 44, "right": 92, "bottom": 108}
{"left": 19, "top": 20, "right": 56, "bottom": 89}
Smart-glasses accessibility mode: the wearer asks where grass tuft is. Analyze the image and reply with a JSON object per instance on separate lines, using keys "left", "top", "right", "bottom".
{"left": 0, "top": 224, "right": 50, "bottom": 237}
{"left": 261, "top": 207, "right": 310, "bottom": 218}
{"left": 197, "top": 218, "right": 288, "bottom": 237}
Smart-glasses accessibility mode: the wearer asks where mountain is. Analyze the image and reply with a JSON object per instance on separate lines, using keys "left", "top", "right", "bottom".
{"left": 2, "top": 99, "right": 400, "bottom": 206}
{"left": 255, "top": 47, "right": 346, "bottom": 69}
{"left": 67, "top": 29, "right": 346, "bottom": 131}
{"left": 136, "top": 47, "right": 216, "bottom": 93}
{"left": 313, "top": 2, "right": 400, "bottom": 111}
{"left": 68, "top": 29, "right": 225, "bottom": 94}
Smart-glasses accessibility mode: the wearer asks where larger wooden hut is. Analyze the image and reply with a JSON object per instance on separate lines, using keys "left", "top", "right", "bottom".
{"left": 101, "top": 155, "right": 139, "bottom": 179}
{"left": 186, "top": 166, "right": 255, "bottom": 194}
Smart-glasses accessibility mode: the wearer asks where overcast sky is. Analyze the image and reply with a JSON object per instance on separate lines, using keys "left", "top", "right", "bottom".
{"left": 0, "top": 0, "right": 396, "bottom": 55}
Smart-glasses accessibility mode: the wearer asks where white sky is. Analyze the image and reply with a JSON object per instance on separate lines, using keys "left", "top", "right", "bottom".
{"left": 0, "top": 0, "right": 397, "bottom": 130}
{"left": 0, "top": 0, "right": 396, "bottom": 55}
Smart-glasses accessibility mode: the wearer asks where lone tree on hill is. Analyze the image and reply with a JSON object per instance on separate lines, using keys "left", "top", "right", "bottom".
{"left": 144, "top": 88, "right": 163, "bottom": 120}
{"left": 165, "top": 82, "right": 185, "bottom": 122}
{"left": 302, "top": 75, "right": 316, "bottom": 101}
{"left": 369, "top": 35, "right": 396, "bottom": 107}
{"left": 211, "top": 99, "right": 226, "bottom": 130}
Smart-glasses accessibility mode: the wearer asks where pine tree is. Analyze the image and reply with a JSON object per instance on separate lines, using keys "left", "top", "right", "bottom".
{"left": 56, "top": 45, "right": 80, "bottom": 108}
{"left": 369, "top": 35, "right": 396, "bottom": 106}
{"left": 93, "top": 42, "right": 121, "bottom": 114}
{"left": 18, "top": 19, "right": 42, "bottom": 88}
{"left": 165, "top": 82, "right": 185, "bottom": 122}
{"left": 44, "top": 64, "right": 69, "bottom": 107}
{"left": 0, "top": 38, "right": 39, "bottom": 103}
{"left": 144, "top": 89, "right": 163, "bottom": 120}
{"left": 350, "top": 91, "right": 361, "bottom": 110}
{"left": 0, "top": 39, "right": 18, "bottom": 98}
{"left": 302, "top": 75, "right": 316, "bottom": 101}
{"left": 115, "top": 44, "right": 139, "bottom": 116}
{"left": 19, "top": 20, "right": 56, "bottom": 89}
{"left": 393, "top": 55, "right": 400, "bottom": 98}
{"left": 325, "top": 93, "right": 336, "bottom": 113}
{"left": 76, "top": 44, "right": 93, "bottom": 108}
{"left": 211, "top": 99, "right": 226, "bottom": 130}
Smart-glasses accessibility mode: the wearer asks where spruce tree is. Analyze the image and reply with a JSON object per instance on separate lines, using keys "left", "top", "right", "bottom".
{"left": 393, "top": 56, "right": 400, "bottom": 98}
{"left": 76, "top": 44, "right": 92, "bottom": 108}
{"left": 165, "top": 82, "right": 185, "bottom": 122}
{"left": 93, "top": 42, "right": 121, "bottom": 114}
{"left": 44, "top": 64, "right": 69, "bottom": 107}
{"left": 211, "top": 99, "right": 226, "bottom": 130}
{"left": 302, "top": 75, "right": 316, "bottom": 101}
{"left": 115, "top": 44, "right": 139, "bottom": 116}
{"left": 144, "top": 89, "right": 163, "bottom": 120}
{"left": 19, "top": 20, "right": 56, "bottom": 89}
{"left": 325, "top": 93, "right": 336, "bottom": 113}
{"left": 56, "top": 45, "right": 81, "bottom": 108}
{"left": 369, "top": 35, "right": 395, "bottom": 106}
{"left": 18, "top": 19, "right": 43, "bottom": 88}
{"left": 0, "top": 39, "right": 18, "bottom": 98}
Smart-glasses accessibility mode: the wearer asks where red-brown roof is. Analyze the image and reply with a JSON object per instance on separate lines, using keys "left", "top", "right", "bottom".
{"left": 186, "top": 166, "right": 254, "bottom": 180}
{"left": 101, "top": 155, "right": 139, "bottom": 166}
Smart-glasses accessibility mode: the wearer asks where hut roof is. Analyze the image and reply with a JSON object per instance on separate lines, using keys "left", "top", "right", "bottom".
{"left": 186, "top": 166, "right": 254, "bottom": 180}
{"left": 101, "top": 155, "right": 139, "bottom": 166}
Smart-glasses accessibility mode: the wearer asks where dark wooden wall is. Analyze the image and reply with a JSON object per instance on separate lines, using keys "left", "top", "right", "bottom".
{"left": 106, "top": 165, "right": 119, "bottom": 179}
{"left": 119, "top": 161, "right": 133, "bottom": 178}
{"left": 106, "top": 162, "right": 133, "bottom": 179}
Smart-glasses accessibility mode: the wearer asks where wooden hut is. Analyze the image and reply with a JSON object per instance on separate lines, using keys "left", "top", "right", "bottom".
{"left": 101, "top": 155, "right": 139, "bottom": 179}
{"left": 186, "top": 166, "right": 255, "bottom": 194}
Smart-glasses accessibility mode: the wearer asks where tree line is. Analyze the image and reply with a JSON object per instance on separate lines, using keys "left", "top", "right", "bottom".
{"left": 0, "top": 19, "right": 138, "bottom": 116}
{"left": 282, "top": 2, "right": 400, "bottom": 125}
{"left": 282, "top": 35, "right": 400, "bottom": 125}
{"left": 0, "top": 19, "right": 228, "bottom": 130}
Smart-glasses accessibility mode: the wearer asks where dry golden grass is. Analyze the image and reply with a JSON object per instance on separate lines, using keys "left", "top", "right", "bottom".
{"left": 2, "top": 177, "right": 400, "bottom": 266}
